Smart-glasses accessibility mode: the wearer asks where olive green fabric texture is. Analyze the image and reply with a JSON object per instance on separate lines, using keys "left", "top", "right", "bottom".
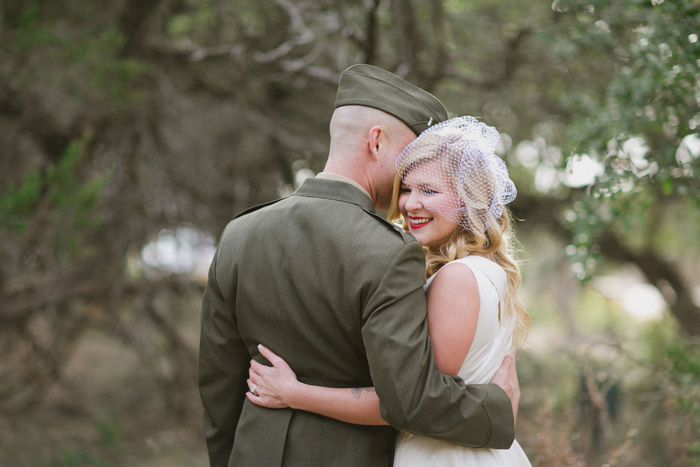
{"left": 199, "top": 178, "right": 514, "bottom": 467}
{"left": 335, "top": 64, "right": 449, "bottom": 135}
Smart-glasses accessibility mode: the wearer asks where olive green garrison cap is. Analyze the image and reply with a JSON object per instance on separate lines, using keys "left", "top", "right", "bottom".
{"left": 335, "top": 64, "right": 448, "bottom": 135}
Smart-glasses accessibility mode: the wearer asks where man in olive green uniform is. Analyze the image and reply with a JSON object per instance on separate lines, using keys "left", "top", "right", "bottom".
{"left": 199, "top": 64, "right": 516, "bottom": 467}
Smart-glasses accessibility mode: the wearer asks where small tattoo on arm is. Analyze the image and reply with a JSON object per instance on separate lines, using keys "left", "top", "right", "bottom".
{"left": 351, "top": 387, "right": 376, "bottom": 400}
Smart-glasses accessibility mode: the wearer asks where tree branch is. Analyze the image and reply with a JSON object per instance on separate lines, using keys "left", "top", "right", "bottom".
{"left": 390, "top": 0, "right": 421, "bottom": 83}
{"left": 253, "top": 0, "right": 314, "bottom": 63}
{"left": 443, "top": 26, "right": 533, "bottom": 90}
{"left": 513, "top": 191, "right": 700, "bottom": 336}
{"left": 118, "top": 0, "right": 165, "bottom": 57}
{"left": 597, "top": 230, "right": 700, "bottom": 335}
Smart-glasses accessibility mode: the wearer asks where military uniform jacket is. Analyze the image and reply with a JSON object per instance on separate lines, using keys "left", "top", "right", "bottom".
{"left": 199, "top": 177, "right": 514, "bottom": 467}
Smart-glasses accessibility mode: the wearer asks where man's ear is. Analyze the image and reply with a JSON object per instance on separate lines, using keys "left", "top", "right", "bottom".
{"left": 367, "top": 126, "right": 383, "bottom": 161}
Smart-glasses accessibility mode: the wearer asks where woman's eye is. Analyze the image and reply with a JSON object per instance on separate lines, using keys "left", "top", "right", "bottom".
{"left": 423, "top": 189, "right": 438, "bottom": 196}
{"left": 399, "top": 186, "right": 411, "bottom": 194}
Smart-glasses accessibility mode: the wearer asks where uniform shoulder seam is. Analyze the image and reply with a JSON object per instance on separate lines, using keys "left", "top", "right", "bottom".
{"left": 232, "top": 197, "right": 285, "bottom": 220}
{"left": 362, "top": 209, "right": 414, "bottom": 244}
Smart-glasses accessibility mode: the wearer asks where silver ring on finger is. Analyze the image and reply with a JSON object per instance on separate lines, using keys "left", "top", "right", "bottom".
{"left": 250, "top": 384, "right": 258, "bottom": 396}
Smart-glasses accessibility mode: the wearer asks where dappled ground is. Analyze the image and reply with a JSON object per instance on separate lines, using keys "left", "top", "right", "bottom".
{"left": 0, "top": 329, "right": 207, "bottom": 467}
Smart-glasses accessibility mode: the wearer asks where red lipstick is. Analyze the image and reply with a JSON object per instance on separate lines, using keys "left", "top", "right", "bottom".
{"left": 408, "top": 216, "right": 431, "bottom": 229}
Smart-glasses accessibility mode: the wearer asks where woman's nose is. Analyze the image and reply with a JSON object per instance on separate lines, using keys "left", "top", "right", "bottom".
{"left": 404, "top": 192, "right": 422, "bottom": 211}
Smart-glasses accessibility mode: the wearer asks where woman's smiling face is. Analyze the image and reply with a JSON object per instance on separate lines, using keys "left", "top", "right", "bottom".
{"left": 397, "top": 161, "right": 461, "bottom": 247}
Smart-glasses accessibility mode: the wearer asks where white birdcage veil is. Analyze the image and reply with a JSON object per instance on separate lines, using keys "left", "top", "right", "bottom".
{"left": 395, "top": 116, "right": 517, "bottom": 232}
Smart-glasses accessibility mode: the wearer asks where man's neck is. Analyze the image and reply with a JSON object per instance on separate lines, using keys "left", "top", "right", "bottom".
{"left": 321, "top": 160, "right": 377, "bottom": 206}
{"left": 317, "top": 171, "right": 375, "bottom": 204}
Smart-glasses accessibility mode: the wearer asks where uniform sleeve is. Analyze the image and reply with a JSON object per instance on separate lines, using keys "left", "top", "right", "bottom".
{"left": 361, "top": 241, "right": 514, "bottom": 448}
{"left": 198, "top": 251, "right": 250, "bottom": 467}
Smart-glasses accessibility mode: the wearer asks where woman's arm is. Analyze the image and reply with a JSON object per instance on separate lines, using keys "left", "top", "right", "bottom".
{"left": 424, "top": 263, "right": 480, "bottom": 375}
{"left": 428, "top": 263, "right": 519, "bottom": 423}
{"left": 247, "top": 344, "right": 387, "bottom": 425}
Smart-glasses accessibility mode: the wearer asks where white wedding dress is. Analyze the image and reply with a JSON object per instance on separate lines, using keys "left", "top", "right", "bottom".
{"left": 393, "top": 255, "right": 531, "bottom": 466}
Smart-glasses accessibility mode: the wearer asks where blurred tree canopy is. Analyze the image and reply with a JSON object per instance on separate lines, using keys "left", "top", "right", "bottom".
{"left": 1, "top": 0, "right": 698, "bottom": 415}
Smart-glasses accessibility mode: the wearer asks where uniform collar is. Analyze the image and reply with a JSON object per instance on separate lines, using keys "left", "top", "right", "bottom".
{"left": 294, "top": 176, "right": 376, "bottom": 213}
{"left": 315, "top": 173, "right": 373, "bottom": 201}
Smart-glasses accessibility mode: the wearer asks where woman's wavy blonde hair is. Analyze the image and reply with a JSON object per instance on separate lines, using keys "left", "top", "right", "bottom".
{"left": 387, "top": 137, "right": 530, "bottom": 350}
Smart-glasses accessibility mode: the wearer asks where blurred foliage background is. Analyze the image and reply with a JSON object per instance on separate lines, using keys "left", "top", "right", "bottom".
{"left": 1, "top": 0, "right": 699, "bottom": 465}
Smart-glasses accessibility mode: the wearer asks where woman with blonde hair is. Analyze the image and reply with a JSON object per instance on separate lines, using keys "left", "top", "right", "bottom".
{"left": 247, "top": 116, "right": 531, "bottom": 466}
